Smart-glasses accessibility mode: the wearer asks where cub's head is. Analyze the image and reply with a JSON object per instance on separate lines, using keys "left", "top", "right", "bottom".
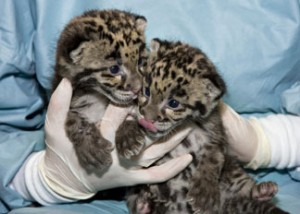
{"left": 54, "top": 10, "right": 148, "bottom": 105}
{"left": 137, "top": 39, "right": 226, "bottom": 136}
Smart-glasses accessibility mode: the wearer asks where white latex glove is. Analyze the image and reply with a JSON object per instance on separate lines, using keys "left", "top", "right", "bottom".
{"left": 40, "top": 78, "right": 192, "bottom": 201}
{"left": 220, "top": 103, "right": 271, "bottom": 169}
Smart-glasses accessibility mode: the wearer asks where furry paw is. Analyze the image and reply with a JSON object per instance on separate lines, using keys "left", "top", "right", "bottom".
{"left": 127, "top": 189, "right": 154, "bottom": 214}
{"left": 187, "top": 181, "right": 220, "bottom": 214}
{"left": 76, "top": 135, "right": 113, "bottom": 170}
{"left": 116, "top": 121, "right": 146, "bottom": 158}
{"left": 135, "top": 191, "right": 153, "bottom": 214}
{"left": 251, "top": 181, "right": 278, "bottom": 201}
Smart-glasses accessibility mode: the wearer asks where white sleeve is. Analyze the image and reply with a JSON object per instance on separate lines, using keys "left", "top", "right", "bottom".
{"left": 9, "top": 151, "right": 76, "bottom": 206}
{"left": 258, "top": 114, "right": 300, "bottom": 169}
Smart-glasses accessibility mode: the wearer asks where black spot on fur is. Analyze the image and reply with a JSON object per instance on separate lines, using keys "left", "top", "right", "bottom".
{"left": 190, "top": 152, "right": 199, "bottom": 166}
{"left": 119, "top": 40, "right": 125, "bottom": 47}
{"left": 73, "top": 68, "right": 104, "bottom": 82}
{"left": 177, "top": 62, "right": 183, "bottom": 69}
{"left": 171, "top": 70, "right": 176, "bottom": 80}
{"left": 98, "top": 25, "right": 103, "bottom": 33}
{"left": 145, "top": 75, "right": 152, "bottom": 87}
{"left": 157, "top": 69, "right": 161, "bottom": 77}
{"left": 162, "top": 68, "right": 169, "bottom": 81}
{"left": 105, "top": 49, "right": 121, "bottom": 60}
{"left": 195, "top": 101, "right": 207, "bottom": 115}
{"left": 154, "top": 81, "right": 158, "bottom": 90}
{"left": 105, "top": 33, "right": 114, "bottom": 44}
{"left": 133, "top": 38, "right": 142, "bottom": 45}
{"left": 177, "top": 77, "right": 183, "bottom": 83}
{"left": 176, "top": 89, "right": 187, "bottom": 97}
{"left": 182, "top": 79, "right": 189, "bottom": 85}
{"left": 158, "top": 183, "right": 170, "bottom": 199}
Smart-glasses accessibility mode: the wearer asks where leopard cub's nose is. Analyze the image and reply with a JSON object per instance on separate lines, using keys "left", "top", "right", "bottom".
{"left": 132, "top": 88, "right": 140, "bottom": 94}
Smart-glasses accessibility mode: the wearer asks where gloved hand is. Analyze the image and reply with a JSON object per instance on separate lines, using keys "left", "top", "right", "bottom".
{"left": 40, "top": 78, "right": 193, "bottom": 201}
{"left": 220, "top": 103, "right": 271, "bottom": 169}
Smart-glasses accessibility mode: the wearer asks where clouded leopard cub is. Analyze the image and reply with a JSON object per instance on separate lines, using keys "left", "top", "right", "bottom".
{"left": 116, "top": 39, "right": 288, "bottom": 214}
{"left": 53, "top": 10, "right": 147, "bottom": 170}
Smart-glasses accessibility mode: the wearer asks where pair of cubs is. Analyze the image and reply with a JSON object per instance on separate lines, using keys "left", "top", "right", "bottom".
{"left": 53, "top": 9, "right": 288, "bottom": 214}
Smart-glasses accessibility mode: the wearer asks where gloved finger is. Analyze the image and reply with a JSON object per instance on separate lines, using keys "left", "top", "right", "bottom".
{"left": 135, "top": 127, "right": 193, "bottom": 167}
{"left": 100, "top": 104, "right": 133, "bottom": 140}
{"left": 46, "top": 78, "right": 73, "bottom": 127}
{"left": 131, "top": 154, "right": 192, "bottom": 185}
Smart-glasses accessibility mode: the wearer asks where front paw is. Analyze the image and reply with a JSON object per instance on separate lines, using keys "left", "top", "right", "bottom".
{"left": 75, "top": 135, "right": 113, "bottom": 170}
{"left": 187, "top": 181, "right": 220, "bottom": 214}
{"left": 116, "top": 121, "right": 146, "bottom": 159}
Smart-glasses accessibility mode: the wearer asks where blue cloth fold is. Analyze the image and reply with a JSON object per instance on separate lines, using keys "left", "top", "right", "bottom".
{"left": 281, "top": 82, "right": 300, "bottom": 115}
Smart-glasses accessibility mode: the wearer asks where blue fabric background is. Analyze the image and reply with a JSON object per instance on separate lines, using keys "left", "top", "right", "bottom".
{"left": 1, "top": 0, "right": 299, "bottom": 213}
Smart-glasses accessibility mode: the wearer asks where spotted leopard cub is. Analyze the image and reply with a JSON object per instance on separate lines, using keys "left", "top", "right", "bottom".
{"left": 53, "top": 9, "right": 148, "bottom": 171}
{"left": 116, "top": 39, "right": 288, "bottom": 214}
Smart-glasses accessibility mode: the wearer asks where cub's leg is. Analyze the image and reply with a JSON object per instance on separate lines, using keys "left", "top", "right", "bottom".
{"left": 222, "top": 197, "right": 289, "bottom": 214}
{"left": 187, "top": 140, "right": 225, "bottom": 213}
{"left": 65, "top": 110, "right": 113, "bottom": 170}
{"left": 220, "top": 157, "right": 278, "bottom": 201}
{"left": 220, "top": 157, "right": 289, "bottom": 214}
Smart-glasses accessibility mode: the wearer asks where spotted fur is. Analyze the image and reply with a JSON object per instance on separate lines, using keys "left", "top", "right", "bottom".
{"left": 116, "top": 39, "right": 288, "bottom": 214}
{"left": 53, "top": 9, "right": 148, "bottom": 170}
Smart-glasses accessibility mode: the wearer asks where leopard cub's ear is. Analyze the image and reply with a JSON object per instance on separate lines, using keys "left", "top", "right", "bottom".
{"left": 135, "top": 16, "right": 147, "bottom": 32}
{"left": 150, "top": 38, "right": 162, "bottom": 53}
{"left": 136, "top": 17, "right": 147, "bottom": 32}
{"left": 193, "top": 72, "right": 226, "bottom": 118}
{"left": 69, "top": 42, "right": 89, "bottom": 64}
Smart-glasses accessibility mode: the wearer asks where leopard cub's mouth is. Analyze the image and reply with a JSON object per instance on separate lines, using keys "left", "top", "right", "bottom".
{"left": 138, "top": 118, "right": 158, "bottom": 133}
{"left": 137, "top": 115, "right": 173, "bottom": 137}
{"left": 112, "top": 90, "right": 138, "bottom": 104}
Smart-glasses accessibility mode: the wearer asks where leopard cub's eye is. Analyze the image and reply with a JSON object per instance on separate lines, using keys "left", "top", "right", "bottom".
{"left": 168, "top": 99, "right": 180, "bottom": 109}
{"left": 109, "top": 65, "right": 120, "bottom": 74}
{"left": 144, "top": 87, "right": 150, "bottom": 97}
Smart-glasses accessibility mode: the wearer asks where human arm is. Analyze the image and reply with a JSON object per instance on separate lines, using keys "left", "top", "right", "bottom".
{"left": 221, "top": 103, "right": 300, "bottom": 171}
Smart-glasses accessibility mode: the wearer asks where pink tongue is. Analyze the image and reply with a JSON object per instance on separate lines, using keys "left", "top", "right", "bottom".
{"left": 138, "top": 118, "right": 158, "bottom": 133}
